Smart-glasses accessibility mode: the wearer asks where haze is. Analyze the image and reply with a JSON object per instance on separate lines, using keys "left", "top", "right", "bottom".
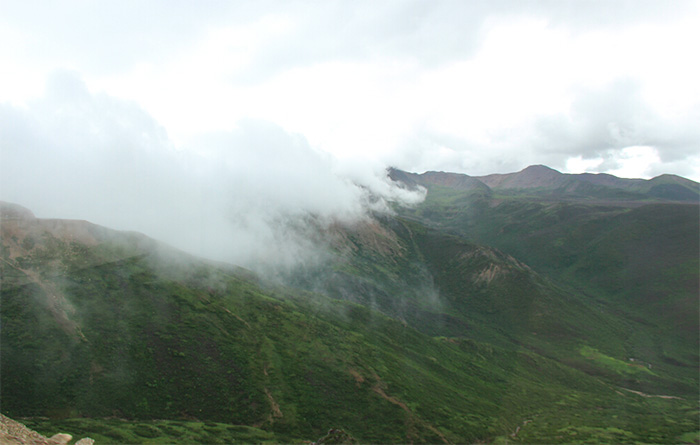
{"left": 1, "top": 0, "right": 699, "bottom": 266}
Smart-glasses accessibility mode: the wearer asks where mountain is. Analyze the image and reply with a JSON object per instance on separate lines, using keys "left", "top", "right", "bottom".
{"left": 390, "top": 164, "right": 700, "bottom": 202}
{"left": 2, "top": 163, "right": 699, "bottom": 445}
{"left": 477, "top": 164, "right": 570, "bottom": 189}
{"left": 290, "top": 207, "right": 697, "bottom": 393}
{"left": 388, "top": 166, "right": 698, "bottom": 394}
{"left": 389, "top": 166, "right": 699, "bottom": 334}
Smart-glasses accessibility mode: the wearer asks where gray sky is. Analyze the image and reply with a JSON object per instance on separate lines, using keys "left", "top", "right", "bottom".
{"left": 2, "top": 0, "right": 699, "bottom": 179}
{"left": 1, "top": 1, "right": 699, "bottom": 265}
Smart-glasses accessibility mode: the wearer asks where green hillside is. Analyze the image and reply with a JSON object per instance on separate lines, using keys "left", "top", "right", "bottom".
{"left": 392, "top": 174, "right": 699, "bottom": 329}
{"left": 2, "top": 183, "right": 699, "bottom": 444}
{"left": 289, "top": 211, "right": 697, "bottom": 396}
{"left": 389, "top": 168, "right": 699, "bottom": 396}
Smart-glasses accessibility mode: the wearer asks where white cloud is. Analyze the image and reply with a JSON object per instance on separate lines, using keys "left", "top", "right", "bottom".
{"left": 604, "top": 146, "right": 661, "bottom": 179}
{"left": 0, "top": 72, "right": 425, "bottom": 268}
{"left": 564, "top": 146, "right": 662, "bottom": 179}
{"left": 1, "top": 0, "right": 699, "bottom": 183}
{"left": 564, "top": 156, "right": 604, "bottom": 175}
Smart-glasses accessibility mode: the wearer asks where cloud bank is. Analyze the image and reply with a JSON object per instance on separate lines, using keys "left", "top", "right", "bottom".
{"left": 2, "top": 1, "right": 699, "bottom": 180}
{"left": 0, "top": 72, "right": 425, "bottom": 269}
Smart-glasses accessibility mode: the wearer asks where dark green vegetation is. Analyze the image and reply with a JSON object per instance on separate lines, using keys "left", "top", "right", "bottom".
{"left": 20, "top": 417, "right": 276, "bottom": 444}
{"left": 390, "top": 166, "right": 699, "bottom": 374}
{"left": 1, "top": 166, "right": 698, "bottom": 443}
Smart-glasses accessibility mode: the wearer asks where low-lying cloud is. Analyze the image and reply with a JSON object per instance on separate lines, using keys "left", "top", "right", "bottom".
{"left": 0, "top": 71, "right": 425, "bottom": 270}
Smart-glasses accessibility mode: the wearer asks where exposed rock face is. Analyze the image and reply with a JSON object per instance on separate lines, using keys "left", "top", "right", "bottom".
{"left": 0, "top": 414, "right": 94, "bottom": 445}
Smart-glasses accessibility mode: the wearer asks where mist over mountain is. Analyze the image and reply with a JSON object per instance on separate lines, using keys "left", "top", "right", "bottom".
{"left": 1, "top": 161, "right": 698, "bottom": 443}
{"left": 2, "top": 1, "right": 700, "bottom": 441}
{"left": 0, "top": 73, "right": 425, "bottom": 273}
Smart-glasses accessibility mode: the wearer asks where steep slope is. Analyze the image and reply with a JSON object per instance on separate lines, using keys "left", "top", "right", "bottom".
{"left": 389, "top": 168, "right": 699, "bottom": 392}
{"left": 3, "top": 203, "right": 472, "bottom": 442}
{"left": 0, "top": 203, "right": 697, "bottom": 443}
{"left": 3, "top": 202, "right": 697, "bottom": 443}
{"left": 297, "top": 213, "right": 697, "bottom": 395}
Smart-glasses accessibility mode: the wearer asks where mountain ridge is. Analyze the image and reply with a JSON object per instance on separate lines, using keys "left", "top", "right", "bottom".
{"left": 389, "top": 164, "right": 699, "bottom": 202}
{"left": 1, "top": 160, "right": 698, "bottom": 444}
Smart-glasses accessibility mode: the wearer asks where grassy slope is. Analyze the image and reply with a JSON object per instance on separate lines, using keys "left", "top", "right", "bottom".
{"left": 2, "top": 207, "right": 698, "bottom": 443}
{"left": 274, "top": 211, "right": 698, "bottom": 441}
{"left": 399, "top": 182, "right": 698, "bottom": 306}
{"left": 0, "top": 218, "right": 609, "bottom": 442}
{"left": 395, "top": 183, "right": 699, "bottom": 385}
{"left": 303, "top": 212, "right": 696, "bottom": 391}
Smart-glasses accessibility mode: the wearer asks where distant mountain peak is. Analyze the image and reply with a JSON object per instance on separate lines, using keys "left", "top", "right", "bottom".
{"left": 521, "top": 164, "right": 561, "bottom": 174}
{"left": 388, "top": 166, "right": 698, "bottom": 202}
{"left": 477, "top": 164, "right": 564, "bottom": 189}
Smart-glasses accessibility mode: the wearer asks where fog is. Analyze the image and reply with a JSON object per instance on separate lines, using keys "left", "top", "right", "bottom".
{"left": 0, "top": 71, "right": 425, "bottom": 270}
{"left": 2, "top": 1, "right": 698, "bottom": 181}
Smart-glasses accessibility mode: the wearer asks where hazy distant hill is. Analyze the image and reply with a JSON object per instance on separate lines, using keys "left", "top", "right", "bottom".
{"left": 2, "top": 164, "right": 699, "bottom": 445}
{"left": 390, "top": 164, "right": 700, "bottom": 202}
{"left": 389, "top": 166, "right": 699, "bottom": 335}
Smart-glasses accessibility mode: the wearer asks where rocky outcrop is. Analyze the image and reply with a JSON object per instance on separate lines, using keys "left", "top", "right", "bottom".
{"left": 0, "top": 414, "right": 94, "bottom": 445}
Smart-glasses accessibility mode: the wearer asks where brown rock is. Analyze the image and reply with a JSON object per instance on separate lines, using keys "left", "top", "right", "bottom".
{"left": 0, "top": 413, "right": 94, "bottom": 445}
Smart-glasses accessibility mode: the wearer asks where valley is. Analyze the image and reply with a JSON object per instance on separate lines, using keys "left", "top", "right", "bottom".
{"left": 1, "top": 166, "right": 698, "bottom": 443}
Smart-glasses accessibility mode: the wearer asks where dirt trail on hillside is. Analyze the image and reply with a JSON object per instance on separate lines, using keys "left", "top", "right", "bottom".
{"left": 369, "top": 371, "right": 450, "bottom": 444}
{"left": 619, "top": 388, "right": 683, "bottom": 399}
{"left": 264, "top": 388, "right": 284, "bottom": 421}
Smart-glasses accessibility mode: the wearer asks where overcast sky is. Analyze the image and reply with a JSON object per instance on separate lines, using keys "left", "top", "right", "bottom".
{"left": 1, "top": 1, "right": 699, "bottom": 264}
{"left": 2, "top": 0, "right": 699, "bottom": 179}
